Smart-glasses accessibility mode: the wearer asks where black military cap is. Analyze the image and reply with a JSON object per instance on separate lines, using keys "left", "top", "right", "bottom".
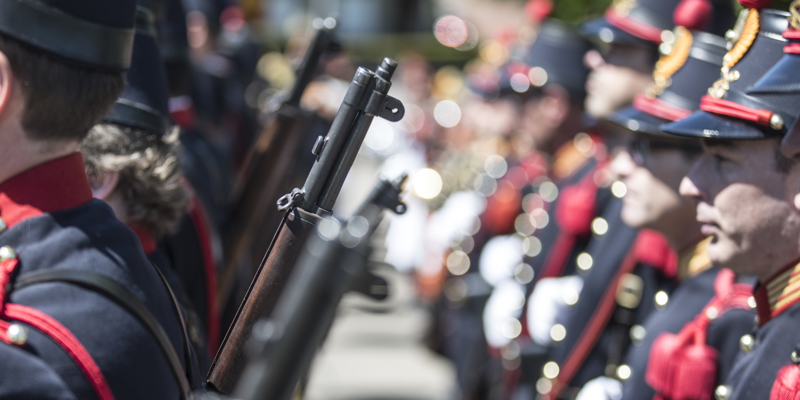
{"left": 489, "top": 19, "right": 591, "bottom": 100}
{"left": 103, "top": 8, "right": 171, "bottom": 136}
{"left": 662, "top": 9, "right": 799, "bottom": 139}
{"left": 606, "top": 29, "right": 728, "bottom": 137}
{"left": 580, "top": 0, "right": 734, "bottom": 47}
{"left": 747, "top": 3, "right": 800, "bottom": 94}
{"left": 0, "top": 0, "right": 138, "bottom": 71}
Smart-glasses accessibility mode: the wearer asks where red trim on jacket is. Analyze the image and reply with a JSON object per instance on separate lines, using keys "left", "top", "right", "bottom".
{"left": 0, "top": 153, "right": 93, "bottom": 228}
{"left": 0, "top": 257, "right": 114, "bottom": 400}
{"left": 753, "top": 259, "right": 800, "bottom": 326}
{"left": 188, "top": 194, "right": 220, "bottom": 354}
{"left": 127, "top": 224, "right": 158, "bottom": 255}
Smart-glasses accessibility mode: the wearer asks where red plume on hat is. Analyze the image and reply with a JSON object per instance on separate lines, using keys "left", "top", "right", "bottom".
{"left": 673, "top": 0, "right": 712, "bottom": 30}
{"left": 738, "top": 0, "right": 773, "bottom": 9}
{"left": 525, "top": 0, "right": 553, "bottom": 23}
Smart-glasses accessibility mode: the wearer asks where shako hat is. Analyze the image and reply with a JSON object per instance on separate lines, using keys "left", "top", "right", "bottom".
{"left": 103, "top": 7, "right": 171, "bottom": 136}
{"left": 580, "top": 0, "right": 734, "bottom": 48}
{"left": 605, "top": 27, "right": 728, "bottom": 138}
{"left": 748, "top": 0, "right": 800, "bottom": 94}
{"left": 0, "top": 0, "right": 138, "bottom": 71}
{"left": 492, "top": 19, "right": 591, "bottom": 100}
{"left": 661, "top": 4, "right": 799, "bottom": 139}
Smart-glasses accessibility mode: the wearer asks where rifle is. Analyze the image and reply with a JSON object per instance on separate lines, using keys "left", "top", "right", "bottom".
{"left": 219, "top": 24, "right": 337, "bottom": 313}
{"left": 233, "top": 174, "right": 408, "bottom": 400}
{"left": 207, "top": 57, "right": 405, "bottom": 394}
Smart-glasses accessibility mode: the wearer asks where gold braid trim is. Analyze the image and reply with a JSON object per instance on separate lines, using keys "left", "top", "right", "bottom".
{"left": 724, "top": 9, "right": 759, "bottom": 70}
{"left": 646, "top": 27, "right": 692, "bottom": 97}
{"left": 791, "top": 0, "right": 800, "bottom": 30}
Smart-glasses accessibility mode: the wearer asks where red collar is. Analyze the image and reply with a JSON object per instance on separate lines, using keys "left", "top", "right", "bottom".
{"left": 0, "top": 153, "right": 93, "bottom": 230}
{"left": 754, "top": 259, "right": 800, "bottom": 326}
{"left": 126, "top": 224, "right": 157, "bottom": 255}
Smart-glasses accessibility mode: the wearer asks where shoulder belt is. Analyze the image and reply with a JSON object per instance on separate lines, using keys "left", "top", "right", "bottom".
{"left": 14, "top": 269, "right": 192, "bottom": 398}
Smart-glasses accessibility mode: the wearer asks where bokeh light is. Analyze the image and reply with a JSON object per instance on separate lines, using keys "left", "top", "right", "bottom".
{"left": 434, "top": 100, "right": 462, "bottom": 128}
{"left": 412, "top": 168, "right": 443, "bottom": 199}
{"left": 434, "top": 15, "right": 469, "bottom": 48}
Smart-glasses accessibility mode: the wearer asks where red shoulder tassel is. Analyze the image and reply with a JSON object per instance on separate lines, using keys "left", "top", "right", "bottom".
{"left": 672, "top": 339, "right": 718, "bottom": 400}
{"left": 771, "top": 365, "right": 800, "bottom": 400}
{"left": 555, "top": 184, "right": 595, "bottom": 236}
{"left": 647, "top": 332, "right": 684, "bottom": 397}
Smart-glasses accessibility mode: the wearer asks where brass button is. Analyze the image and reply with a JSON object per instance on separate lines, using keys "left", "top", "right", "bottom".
{"left": 740, "top": 334, "right": 755, "bottom": 354}
{"left": 577, "top": 252, "right": 593, "bottom": 271}
{"left": 7, "top": 323, "right": 27, "bottom": 346}
{"left": 630, "top": 324, "right": 646, "bottom": 344}
{"left": 592, "top": 217, "right": 609, "bottom": 235}
{"left": 616, "top": 364, "right": 632, "bottom": 380}
{"left": 655, "top": 290, "right": 669, "bottom": 309}
{"left": 792, "top": 351, "right": 800, "bottom": 364}
{"left": 715, "top": 385, "right": 732, "bottom": 400}
{"left": 747, "top": 296, "right": 757, "bottom": 309}
{"left": 543, "top": 361, "right": 560, "bottom": 379}
{"left": 0, "top": 246, "right": 16, "bottom": 261}
{"left": 706, "top": 306, "right": 719, "bottom": 320}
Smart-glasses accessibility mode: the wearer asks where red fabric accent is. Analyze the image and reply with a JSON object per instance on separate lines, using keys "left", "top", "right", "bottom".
{"left": 169, "top": 97, "right": 195, "bottom": 130}
{"left": 2, "top": 304, "right": 115, "bottom": 400}
{"left": 555, "top": 184, "right": 596, "bottom": 236}
{"left": 538, "top": 172, "right": 599, "bottom": 280}
{"left": 525, "top": 0, "right": 553, "bottom": 22}
{"left": 700, "top": 95, "right": 775, "bottom": 127}
{"left": 188, "top": 195, "right": 220, "bottom": 354}
{"left": 549, "top": 238, "right": 641, "bottom": 399}
{"left": 754, "top": 284, "right": 774, "bottom": 326}
{"left": 0, "top": 253, "right": 114, "bottom": 399}
{"left": 634, "top": 229, "right": 677, "bottom": 279}
{"left": 127, "top": 224, "right": 158, "bottom": 255}
{"left": 0, "top": 153, "right": 94, "bottom": 230}
{"left": 784, "top": 30, "right": 800, "bottom": 40}
{"left": 634, "top": 94, "right": 694, "bottom": 121}
{"left": 674, "top": 0, "right": 712, "bottom": 30}
{"left": 785, "top": 43, "right": 800, "bottom": 54}
{"left": 605, "top": 8, "right": 665, "bottom": 43}
{"left": 771, "top": 364, "right": 800, "bottom": 400}
{"left": 738, "top": 0, "right": 772, "bottom": 9}
{"left": 647, "top": 269, "right": 753, "bottom": 399}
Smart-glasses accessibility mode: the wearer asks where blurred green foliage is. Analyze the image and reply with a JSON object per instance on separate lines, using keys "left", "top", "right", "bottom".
{"left": 550, "top": 0, "right": 614, "bottom": 24}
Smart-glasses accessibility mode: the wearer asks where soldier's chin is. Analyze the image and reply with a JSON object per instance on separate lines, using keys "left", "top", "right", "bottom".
{"left": 706, "top": 239, "right": 751, "bottom": 275}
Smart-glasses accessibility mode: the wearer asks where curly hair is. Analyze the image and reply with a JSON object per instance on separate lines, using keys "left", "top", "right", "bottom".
{"left": 80, "top": 124, "right": 188, "bottom": 238}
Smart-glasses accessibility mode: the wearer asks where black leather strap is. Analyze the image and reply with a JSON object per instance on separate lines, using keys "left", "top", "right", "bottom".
{"left": 13, "top": 269, "right": 191, "bottom": 398}
{"left": 0, "top": 0, "right": 134, "bottom": 71}
{"left": 150, "top": 263, "right": 198, "bottom": 389}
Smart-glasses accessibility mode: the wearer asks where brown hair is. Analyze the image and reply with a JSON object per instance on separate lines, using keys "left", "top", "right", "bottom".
{"left": 81, "top": 124, "right": 188, "bottom": 238}
{"left": 0, "top": 33, "right": 125, "bottom": 142}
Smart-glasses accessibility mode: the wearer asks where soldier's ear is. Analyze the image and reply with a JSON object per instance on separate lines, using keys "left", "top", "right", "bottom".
{"left": 88, "top": 170, "right": 119, "bottom": 201}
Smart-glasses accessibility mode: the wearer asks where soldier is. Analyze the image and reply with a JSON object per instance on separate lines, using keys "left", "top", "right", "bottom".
{"left": 79, "top": 6, "right": 212, "bottom": 371}
{"left": 575, "top": 26, "right": 755, "bottom": 400}
{"left": 531, "top": 1, "right": 740, "bottom": 398}
{"left": 660, "top": 2, "right": 800, "bottom": 399}
{"left": 0, "top": 0, "right": 200, "bottom": 398}
{"left": 580, "top": 0, "right": 734, "bottom": 118}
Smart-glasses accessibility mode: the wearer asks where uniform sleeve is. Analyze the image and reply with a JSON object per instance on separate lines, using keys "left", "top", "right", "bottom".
{"left": 0, "top": 343, "right": 78, "bottom": 400}
{"left": 707, "top": 308, "right": 756, "bottom": 382}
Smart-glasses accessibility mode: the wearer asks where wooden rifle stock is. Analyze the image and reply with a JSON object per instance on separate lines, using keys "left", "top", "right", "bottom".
{"left": 219, "top": 25, "right": 335, "bottom": 313}
{"left": 207, "top": 58, "right": 405, "bottom": 395}
{"left": 233, "top": 175, "right": 408, "bottom": 400}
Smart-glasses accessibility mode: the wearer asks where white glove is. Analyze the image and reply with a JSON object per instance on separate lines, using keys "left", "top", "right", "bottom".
{"left": 526, "top": 276, "right": 584, "bottom": 346}
{"left": 575, "top": 377, "right": 623, "bottom": 400}
{"left": 479, "top": 235, "right": 524, "bottom": 287}
{"left": 483, "top": 279, "right": 526, "bottom": 348}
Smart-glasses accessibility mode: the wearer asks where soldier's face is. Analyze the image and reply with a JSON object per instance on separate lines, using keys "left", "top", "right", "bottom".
{"left": 584, "top": 45, "right": 654, "bottom": 118}
{"left": 612, "top": 134, "right": 699, "bottom": 232}
{"left": 679, "top": 138, "right": 800, "bottom": 281}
